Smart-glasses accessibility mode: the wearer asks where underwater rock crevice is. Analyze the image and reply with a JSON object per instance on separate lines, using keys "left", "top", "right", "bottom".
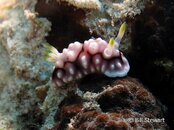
{"left": 35, "top": 0, "right": 93, "bottom": 51}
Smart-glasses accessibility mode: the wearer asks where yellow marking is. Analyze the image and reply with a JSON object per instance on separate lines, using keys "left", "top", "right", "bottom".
{"left": 114, "top": 22, "right": 127, "bottom": 48}
{"left": 44, "top": 43, "right": 59, "bottom": 63}
{"left": 108, "top": 38, "right": 115, "bottom": 48}
{"left": 117, "top": 22, "right": 127, "bottom": 41}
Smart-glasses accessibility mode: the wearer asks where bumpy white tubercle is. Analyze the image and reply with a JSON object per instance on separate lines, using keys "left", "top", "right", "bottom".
{"left": 49, "top": 22, "right": 130, "bottom": 88}
{"left": 88, "top": 41, "right": 99, "bottom": 55}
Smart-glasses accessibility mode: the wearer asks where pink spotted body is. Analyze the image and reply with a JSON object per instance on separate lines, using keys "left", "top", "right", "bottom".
{"left": 52, "top": 37, "right": 130, "bottom": 87}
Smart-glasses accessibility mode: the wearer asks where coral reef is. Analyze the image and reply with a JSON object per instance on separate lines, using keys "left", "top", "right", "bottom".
{"left": 84, "top": 0, "right": 146, "bottom": 53}
{"left": 0, "top": 0, "right": 52, "bottom": 82}
{"left": 36, "top": 0, "right": 146, "bottom": 54}
{"left": 68, "top": 110, "right": 165, "bottom": 130}
{"left": 85, "top": 0, "right": 145, "bottom": 39}
{"left": 0, "top": 0, "right": 172, "bottom": 129}
{"left": 47, "top": 78, "right": 168, "bottom": 130}
{"left": 0, "top": 0, "right": 52, "bottom": 129}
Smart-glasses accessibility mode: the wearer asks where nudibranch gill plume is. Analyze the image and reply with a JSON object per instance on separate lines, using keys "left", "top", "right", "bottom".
{"left": 45, "top": 22, "right": 130, "bottom": 88}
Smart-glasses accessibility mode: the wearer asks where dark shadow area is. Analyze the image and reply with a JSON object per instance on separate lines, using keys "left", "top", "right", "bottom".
{"left": 78, "top": 74, "right": 117, "bottom": 93}
{"left": 35, "top": 0, "right": 93, "bottom": 51}
{"left": 130, "top": 0, "right": 174, "bottom": 129}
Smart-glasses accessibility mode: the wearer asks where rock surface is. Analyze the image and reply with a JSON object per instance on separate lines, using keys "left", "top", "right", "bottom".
{"left": 49, "top": 77, "right": 168, "bottom": 130}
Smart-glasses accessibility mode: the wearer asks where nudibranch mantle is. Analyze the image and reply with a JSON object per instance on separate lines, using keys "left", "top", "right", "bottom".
{"left": 45, "top": 22, "right": 130, "bottom": 88}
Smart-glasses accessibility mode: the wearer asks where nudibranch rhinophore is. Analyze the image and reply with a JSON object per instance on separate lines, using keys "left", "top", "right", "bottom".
{"left": 45, "top": 22, "right": 130, "bottom": 88}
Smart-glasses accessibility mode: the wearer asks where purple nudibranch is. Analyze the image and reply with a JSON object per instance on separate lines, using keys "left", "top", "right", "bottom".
{"left": 45, "top": 22, "right": 130, "bottom": 88}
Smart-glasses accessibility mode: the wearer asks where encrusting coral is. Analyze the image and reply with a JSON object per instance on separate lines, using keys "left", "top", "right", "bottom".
{"left": 46, "top": 23, "right": 130, "bottom": 88}
{"left": 58, "top": 0, "right": 101, "bottom": 10}
{"left": 85, "top": 0, "right": 145, "bottom": 40}
{"left": 0, "top": 0, "right": 52, "bottom": 129}
{"left": 49, "top": 78, "right": 168, "bottom": 130}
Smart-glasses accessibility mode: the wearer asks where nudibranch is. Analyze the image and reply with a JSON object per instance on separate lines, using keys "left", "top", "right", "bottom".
{"left": 45, "top": 22, "right": 130, "bottom": 88}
